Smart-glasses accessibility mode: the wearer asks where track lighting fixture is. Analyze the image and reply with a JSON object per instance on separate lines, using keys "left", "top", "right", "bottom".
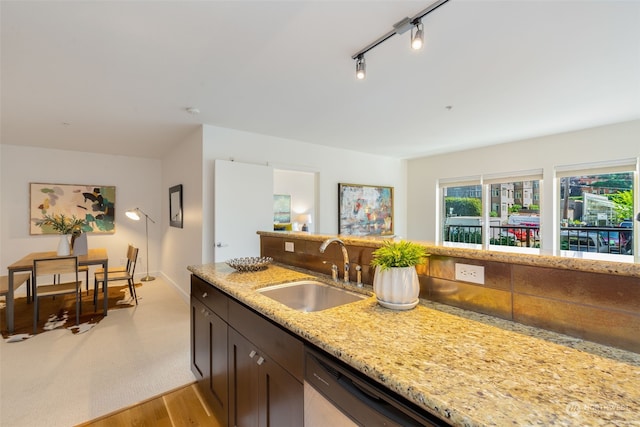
{"left": 411, "top": 21, "right": 424, "bottom": 50}
{"left": 355, "top": 55, "right": 366, "bottom": 80}
{"left": 351, "top": 0, "right": 449, "bottom": 79}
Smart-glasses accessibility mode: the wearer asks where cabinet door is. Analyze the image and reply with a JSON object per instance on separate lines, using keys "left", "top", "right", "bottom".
{"left": 191, "top": 297, "right": 210, "bottom": 382}
{"left": 259, "top": 352, "right": 303, "bottom": 427}
{"left": 209, "top": 312, "right": 229, "bottom": 427}
{"left": 192, "top": 296, "right": 229, "bottom": 426}
{"left": 229, "top": 328, "right": 260, "bottom": 427}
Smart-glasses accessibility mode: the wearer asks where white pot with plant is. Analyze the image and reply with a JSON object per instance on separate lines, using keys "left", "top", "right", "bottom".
{"left": 36, "top": 213, "right": 87, "bottom": 256}
{"left": 370, "top": 240, "right": 428, "bottom": 310}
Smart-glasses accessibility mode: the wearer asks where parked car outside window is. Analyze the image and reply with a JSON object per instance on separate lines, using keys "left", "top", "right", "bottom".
{"left": 560, "top": 231, "right": 610, "bottom": 253}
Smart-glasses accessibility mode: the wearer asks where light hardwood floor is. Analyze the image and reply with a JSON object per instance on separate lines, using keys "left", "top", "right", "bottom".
{"left": 77, "top": 383, "right": 222, "bottom": 427}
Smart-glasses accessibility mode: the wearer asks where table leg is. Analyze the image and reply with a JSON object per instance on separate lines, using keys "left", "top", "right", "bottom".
{"left": 7, "top": 273, "right": 14, "bottom": 333}
{"left": 102, "top": 261, "right": 108, "bottom": 315}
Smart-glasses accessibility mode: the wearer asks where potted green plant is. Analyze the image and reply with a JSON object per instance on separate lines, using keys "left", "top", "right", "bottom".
{"left": 36, "top": 213, "right": 87, "bottom": 255}
{"left": 370, "top": 240, "right": 428, "bottom": 310}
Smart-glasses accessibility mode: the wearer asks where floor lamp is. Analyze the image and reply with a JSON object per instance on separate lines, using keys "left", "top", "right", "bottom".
{"left": 126, "top": 208, "right": 155, "bottom": 282}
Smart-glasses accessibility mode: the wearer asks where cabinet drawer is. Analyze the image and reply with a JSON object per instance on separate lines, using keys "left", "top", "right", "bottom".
{"left": 229, "top": 298, "right": 304, "bottom": 382}
{"left": 191, "top": 275, "right": 228, "bottom": 321}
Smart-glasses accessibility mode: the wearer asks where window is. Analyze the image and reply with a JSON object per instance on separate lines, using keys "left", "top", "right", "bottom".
{"left": 557, "top": 161, "right": 636, "bottom": 260}
{"left": 484, "top": 170, "right": 542, "bottom": 253}
{"left": 438, "top": 162, "right": 637, "bottom": 261}
{"left": 440, "top": 179, "right": 482, "bottom": 248}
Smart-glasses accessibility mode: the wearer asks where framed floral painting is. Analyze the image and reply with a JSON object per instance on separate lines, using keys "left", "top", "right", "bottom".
{"left": 30, "top": 182, "right": 116, "bottom": 234}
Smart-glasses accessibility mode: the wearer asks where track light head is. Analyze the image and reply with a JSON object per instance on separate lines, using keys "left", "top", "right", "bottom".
{"left": 411, "top": 21, "right": 424, "bottom": 50}
{"left": 355, "top": 55, "right": 366, "bottom": 80}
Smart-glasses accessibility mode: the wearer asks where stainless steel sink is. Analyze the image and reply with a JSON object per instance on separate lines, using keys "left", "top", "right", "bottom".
{"left": 257, "top": 280, "right": 367, "bottom": 312}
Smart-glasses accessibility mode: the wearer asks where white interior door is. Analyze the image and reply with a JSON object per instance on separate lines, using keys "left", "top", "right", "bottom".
{"left": 214, "top": 159, "right": 274, "bottom": 262}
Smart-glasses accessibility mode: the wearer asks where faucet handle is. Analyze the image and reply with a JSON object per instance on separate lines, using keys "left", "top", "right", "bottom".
{"left": 343, "top": 262, "right": 350, "bottom": 284}
{"left": 331, "top": 264, "right": 338, "bottom": 281}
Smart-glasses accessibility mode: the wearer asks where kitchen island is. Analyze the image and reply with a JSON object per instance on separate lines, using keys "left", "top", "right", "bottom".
{"left": 188, "top": 262, "right": 640, "bottom": 426}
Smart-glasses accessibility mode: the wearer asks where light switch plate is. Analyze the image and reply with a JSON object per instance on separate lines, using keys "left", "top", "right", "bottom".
{"left": 285, "top": 241, "right": 295, "bottom": 252}
{"left": 455, "top": 263, "right": 485, "bottom": 285}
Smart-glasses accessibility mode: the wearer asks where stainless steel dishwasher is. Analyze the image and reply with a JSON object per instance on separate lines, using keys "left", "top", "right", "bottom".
{"left": 304, "top": 347, "right": 447, "bottom": 426}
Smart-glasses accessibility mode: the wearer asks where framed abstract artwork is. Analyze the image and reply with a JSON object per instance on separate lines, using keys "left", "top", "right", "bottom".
{"left": 273, "top": 194, "right": 291, "bottom": 223}
{"left": 338, "top": 183, "right": 394, "bottom": 236}
{"left": 30, "top": 182, "right": 116, "bottom": 234}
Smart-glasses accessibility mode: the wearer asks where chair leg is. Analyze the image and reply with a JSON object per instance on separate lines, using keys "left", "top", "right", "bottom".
{"left": 33, "top": 296, "right": 38, "bottom": 334}
{"left": 76, "top": 289, "right": 81, "bottom": 325}
{"left": 93, "top": 278, "right": 99, "bottom": 307}
{"left": 26, "top": 277, "right": 31, "bottom": 303}
{"left": 128, "top": 279, "right": 138, "bottom": 305}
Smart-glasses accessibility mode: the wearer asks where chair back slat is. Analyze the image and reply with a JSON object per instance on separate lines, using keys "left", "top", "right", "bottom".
{"left": 34, "top": 257, "right": 78, "bottom": 277}
{"left": 127, "top": 247, "right": 139, "bottom": 276}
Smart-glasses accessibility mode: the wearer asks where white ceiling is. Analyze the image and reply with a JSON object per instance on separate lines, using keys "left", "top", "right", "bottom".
{"left": 2, "top": 0, "right": 639, "bottom": 160}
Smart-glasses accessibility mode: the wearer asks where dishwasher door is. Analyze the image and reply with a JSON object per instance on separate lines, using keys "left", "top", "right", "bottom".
{"left": 304, "top": 382, "right": 358, "bottom": 427}
{"left": 304, "top": 348, "right": 445, "bottom": 427}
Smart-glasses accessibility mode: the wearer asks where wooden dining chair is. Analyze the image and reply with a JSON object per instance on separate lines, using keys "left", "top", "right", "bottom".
{"left": 93, "top": 244, "right": 134, "bottom": 276}
{"left": 33, "top": 256, "right": 82, "bottom": 333}
{"left": 94, "top": 246, "right": 139, "bottom": 306}
{"left": 88, "top": 244, "right": 132, "bottom": 297}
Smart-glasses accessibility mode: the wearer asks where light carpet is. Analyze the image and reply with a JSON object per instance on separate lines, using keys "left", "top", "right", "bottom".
{"left": 0, "top": 277, "right": 196, "bottom": 427}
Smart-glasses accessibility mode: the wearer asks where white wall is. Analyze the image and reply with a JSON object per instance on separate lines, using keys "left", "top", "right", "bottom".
{"left": 202, "top": 124, "right": 407, "bottom": 242}
{"left": 274, "top": 169, "right": 316, "bottom": 232}
{"left": 160, "top": 127, "right": 203, "bottom": 300}
{"left": 407, "top": 119, "right": 640, "bottom": 251}
{"left": 0, "top": 145, "right": 162, "bottom": 282}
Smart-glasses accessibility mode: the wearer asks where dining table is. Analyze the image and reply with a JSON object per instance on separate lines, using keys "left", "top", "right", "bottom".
{"left": 5, "top": 248, "right": 109, "bottom": 334}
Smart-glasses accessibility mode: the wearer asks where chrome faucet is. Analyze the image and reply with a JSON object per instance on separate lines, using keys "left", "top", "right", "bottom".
{"left": 319, "top": 238, "right": 350, "bottom": 283}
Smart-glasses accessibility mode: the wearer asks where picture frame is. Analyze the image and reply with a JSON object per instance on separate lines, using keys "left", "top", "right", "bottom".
{"left": 338, "top": 183, "right": 394, "bottom": 236}
{"left": 169, "top": 184, "right": 183, "bottom": 228}
{"left": 30, "top": 182, "right": 116, "bottom": 234}
{"left": 273, "top": 194, "right": 291, "bottom": 223}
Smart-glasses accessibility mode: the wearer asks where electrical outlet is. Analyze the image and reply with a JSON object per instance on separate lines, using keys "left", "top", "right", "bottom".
{"left": 285, "top": 241, "right": 295, "bottom": 252}
{"left": 455, "top": 263, "right": 485, "bottom": 285}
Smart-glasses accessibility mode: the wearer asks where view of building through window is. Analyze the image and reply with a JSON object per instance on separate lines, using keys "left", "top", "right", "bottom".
{"left": 559, "top": 172, "right": 634, "bottom": 255}
{"left": 441, "top": 169, "right": 635, "bottom": 258}
{"left": 442, "top": 181, "right": 541, "bottom": 249}
{"left": 443, "top": 184, "right": 483, "bottom": 245}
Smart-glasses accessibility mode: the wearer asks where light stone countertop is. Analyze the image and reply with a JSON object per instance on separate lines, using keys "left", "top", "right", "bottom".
{"left": 258, "top": 231, "right": 640, "bottom": 278}
{"left": 188, "top": 262, "right": 640, "bottom": 427}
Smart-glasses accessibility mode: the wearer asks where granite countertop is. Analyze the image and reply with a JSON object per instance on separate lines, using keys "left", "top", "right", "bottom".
{"left": 188, "top": 262, "right": 640, "bottom": 426}
{"left": 258, "top": 231, "right": 640, "bottom": 278}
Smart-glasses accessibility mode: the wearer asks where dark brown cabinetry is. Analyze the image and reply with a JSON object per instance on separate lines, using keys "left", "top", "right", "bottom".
{"left": 191, "top": 276, "right": 229, "bottom": 426}
{"left": 227, "top": 298, "right": 304, "bottom": 427}
{"left": 191, "top": 275, "right": 303, "bottom": 427}
{"left": 228, "top": 328, "right": 303, "bottom": 427}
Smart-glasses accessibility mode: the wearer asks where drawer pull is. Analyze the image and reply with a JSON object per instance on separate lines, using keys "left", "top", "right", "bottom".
{"left": 256, "top": 356, "right": 265, "bottom": 365}
{"left": 202, "top": 292, "right": 208, "bottom": 298}
{"left": 249, "top": 350, "right": 257, "bottom": 358}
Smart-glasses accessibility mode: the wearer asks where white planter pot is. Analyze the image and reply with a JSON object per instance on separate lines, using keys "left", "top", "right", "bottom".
{"left": 373, "top": 266, "right": 420, "bottom": 310}
{"left": 57, "top": 234, "right": 71, "bottom": 256}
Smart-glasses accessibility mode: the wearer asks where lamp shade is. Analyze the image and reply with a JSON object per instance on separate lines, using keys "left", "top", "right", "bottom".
{"left": 125, "top": 209, "right": 141, "bottom": 221}
{"left": 297, "top": 214, "right": 312, "bottom": 224}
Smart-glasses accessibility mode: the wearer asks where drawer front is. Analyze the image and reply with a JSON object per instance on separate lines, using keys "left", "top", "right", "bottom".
{"left": 191, "top": 275, "right": 228, "bottom": 321}
{"left": 228, "top": 298, "right": 304, "bottom": 382}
